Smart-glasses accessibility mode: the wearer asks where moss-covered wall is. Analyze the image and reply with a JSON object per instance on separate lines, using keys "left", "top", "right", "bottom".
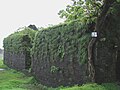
{"left": 3, "top": 28, "right": 37, "bottom": 70}
{"left": 31, "top": 21, "right": 91, "bottom": 87}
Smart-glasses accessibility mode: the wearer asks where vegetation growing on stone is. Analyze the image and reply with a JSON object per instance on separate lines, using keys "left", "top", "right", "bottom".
{"left": 32, "top": 20, "right": 90, "bottom": 64}
{"left": 31, "top": 20, "right": 91, "bottom": 87}
{"left": 3, "top": 0, "right": 120, "bottom": 89}
{"left": 3, "top": 27, "right": 37, "bottom": 53}
{"left": 3, "top": 27, "right": 37, "bottom": 70}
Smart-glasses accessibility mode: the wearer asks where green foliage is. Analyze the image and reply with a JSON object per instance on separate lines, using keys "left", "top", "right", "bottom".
{"left": 60, "top": 83, "right": 120, "bottom": 90}
{"left": 58, "top": 0, "right": 120, "bottom": 24}
{"left": 31, "top": 21, "right": 91, "bottom": 87}
{"left": 0, "top": 60, "right": 6, "bottom": 69}
{"left": 79, "top": 34, "right": 90, "bottom": 63}
{"left": 110, "top": 2, "right": 120, "bottom": 15}
{"left": 32, "top": 20, "right": 90, "bottom": 64}
{"left": 3, "top": 27, "right": 37, "bottom": 53}
{"left": 117, "top": 0, "right": 120, "bottom": 2}
{"left": 58, "top": 0, "right": 103, "bottom": 23}
{"left": 50, "top": 66, "right": 59, "bottom": 73}
{"left": 0, "top": 60, "right": 59, "bottom": 90}
{"left": 0, "top": 59, "right": 120, "bottom": 90}
{"left": 0, "top": 60, "right": 32, "bottom": 90}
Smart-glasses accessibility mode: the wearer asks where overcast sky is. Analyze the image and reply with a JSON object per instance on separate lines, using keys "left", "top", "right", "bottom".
{"left": 0, "top": 0, "right": 71, "bottom": 49}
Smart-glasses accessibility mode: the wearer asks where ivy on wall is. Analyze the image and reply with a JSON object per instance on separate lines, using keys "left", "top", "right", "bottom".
{"left": 3, "top": 27, "right": 37, "bottom": 53}
{"left": 31, "top": 20, "right": 91, "bottom": 87}
{"left": 32, "top": 20, "right": 90, "bottom": 65}
{"left": 3, "top": 27, "right": 37, "bottom": 70}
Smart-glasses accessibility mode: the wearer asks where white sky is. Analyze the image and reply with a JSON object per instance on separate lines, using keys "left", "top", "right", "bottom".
{"left": 0, "top": 0, "right": 71, "bottom": 49}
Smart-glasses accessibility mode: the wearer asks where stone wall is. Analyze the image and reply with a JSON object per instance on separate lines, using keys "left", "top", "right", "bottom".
{"left": 3, "top": 28, "right": 36, "bottom": 71}
{"left": 3, "top": 4, "right": 120, "bottom": 87}
{"left": 4, "top": 51, "right": 27, "bottom": 70}
{"left": 31, "top": 21, "right": 91, "bottom": 87}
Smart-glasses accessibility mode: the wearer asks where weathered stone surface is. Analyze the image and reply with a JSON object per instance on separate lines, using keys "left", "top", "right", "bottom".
{"left": 31, "top": 22, "right": 90, "bottom": 87}
{"left": 3, "top": 28, "right": 36, "bottom": 71}
{"left": 32, "top": 56, "right": 88, "bottom": 87}
{"left": 31, "top": 11, "right": 120, "bottom": 87}
{"left": 4, "top": 51, "right": 31, "bottom": 70}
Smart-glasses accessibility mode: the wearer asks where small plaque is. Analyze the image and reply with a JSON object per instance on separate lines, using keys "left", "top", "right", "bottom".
{"left": 91, "top": 32, "right": 97, "bottom": 37}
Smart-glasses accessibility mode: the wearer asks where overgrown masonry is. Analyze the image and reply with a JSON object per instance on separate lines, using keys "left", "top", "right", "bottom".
{"left": 3, "top": 8, "right": 120, "bottom": 87}
{"left": 31, "top": 22, "right": 90, "bottom": 87}
{"left": 3, "top": 28, "right": 36, "bottom": 70}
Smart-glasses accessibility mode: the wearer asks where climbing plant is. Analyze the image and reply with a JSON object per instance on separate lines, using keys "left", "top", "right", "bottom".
{"left": 31, "top": 20, "right": 91, "bottom": 87}
{"left": 3, "top": 27, "right": 37, "bottom": 70}
{"left": 32, "top": 20, "right": 90, "bottom": 64}
{"left": 59, "top": 0, "right": 120, "bottom": 82}
{"left": 3, "top": 27, "right": 37, "bottom": 53}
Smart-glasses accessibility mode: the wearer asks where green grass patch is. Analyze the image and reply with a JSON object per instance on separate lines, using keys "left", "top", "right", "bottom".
{"left": 0, "top": 59, "right": 6, "bottom": 69}
{"left": 0, "top": 59, "right": 120, "bottom": 90}
{"left": 60, "top": 83, "right": 120, "bottom": 90}
{"left": 0, "top": 67, "right": 32, "bottom": 90}
{"left": 0, "top": 60, "right": 56, "bottom": 90}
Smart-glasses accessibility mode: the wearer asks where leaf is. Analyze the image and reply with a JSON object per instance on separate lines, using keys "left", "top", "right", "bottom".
{"left": 117, "top": 0, "right": 120, "bottom": 2}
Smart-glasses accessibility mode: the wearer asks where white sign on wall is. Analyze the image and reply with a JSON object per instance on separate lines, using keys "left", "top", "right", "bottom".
{"left": 91, "top": 32, "right": 97, "bottom": 37}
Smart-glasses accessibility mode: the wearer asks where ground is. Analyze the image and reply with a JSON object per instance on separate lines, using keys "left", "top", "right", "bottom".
{"left": 0, "top": 57, "right": 120, "bottom": 90}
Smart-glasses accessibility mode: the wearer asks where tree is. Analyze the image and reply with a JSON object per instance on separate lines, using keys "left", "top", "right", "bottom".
{"left": 58, "top": 0, "right": 119, "bottom": 24}
{"left": 59, "top": 0, "right": 120, "bottom": 82}
{"left": 58, "top": 0, "right": 103, "bottom": 23}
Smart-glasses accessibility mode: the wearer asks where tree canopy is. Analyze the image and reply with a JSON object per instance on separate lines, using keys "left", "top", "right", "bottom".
{"left": 58, "top": 0, "right": 120, "bottom": 24}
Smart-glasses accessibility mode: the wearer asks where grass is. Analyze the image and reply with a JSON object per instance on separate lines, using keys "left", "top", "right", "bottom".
{"left": 0, "top": 57, "right": 120, "bottom": 90}
{"left": 60, "top": 83, "right": 120, "bottom": 90}
{"left": 0, "top": 58, "right": 30, "bottom": 90}
{"left": 0, "top": 70, "right": 30, "bottom": 90}
{"left": 0, "top": 58, "right": 49, "bottom": 90}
